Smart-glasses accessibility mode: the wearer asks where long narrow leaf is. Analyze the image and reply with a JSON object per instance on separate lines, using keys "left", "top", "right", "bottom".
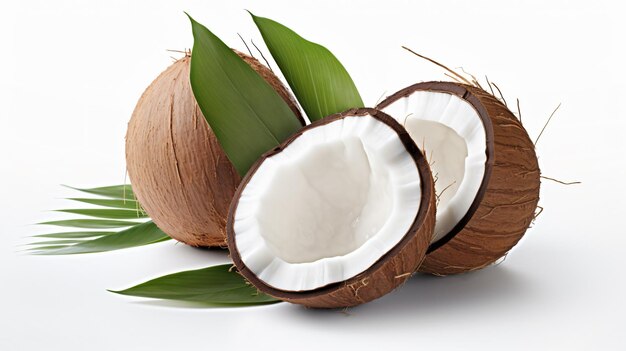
{"left": 32, "top": 221, "right": 169, "bottom": 255}
{"left": 250, "top": 13, "right": 364, "bottom": 122}
{"left": 26, "top": 239, "right": 83, "bottom": 246}
{"left": 64, "top": 185, "right": 134, "bottom": 200}
{"left": 110, "top": 264, "right": 279, "bottom": 306}
{"left": 68, "top": 198, "right": 141, "bottom": 210}
{"left": 56, "top": 209, "right": 147, "bottom": 219}
{"left": 28, "top": 245, "right": 69, "bottom": 251}
{"left": 188, "top": 14, "right": 303, "bottom": 176}
{"left": 38, "top": 219, "right": 140, "bottom": 229}
{"left": 31, "top": 185, "right": 170, "bottom": 254}
{"left": 33, "top": 231, "right": 116, "bottom": 239}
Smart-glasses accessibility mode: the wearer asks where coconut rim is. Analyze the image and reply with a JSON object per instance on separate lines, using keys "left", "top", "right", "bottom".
{"left": 226, "top": 107, "right": 434, "bottom": 299}
{"left": 376, "top": 81, "right": 495, "bottom": 253}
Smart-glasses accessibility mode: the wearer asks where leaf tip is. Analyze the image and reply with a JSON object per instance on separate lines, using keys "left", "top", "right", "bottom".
{"left": 185, "top": 12, "right": 201, "bottom": 33}
{"left": 247, "top": 10, "right": 265, "bottom": 25}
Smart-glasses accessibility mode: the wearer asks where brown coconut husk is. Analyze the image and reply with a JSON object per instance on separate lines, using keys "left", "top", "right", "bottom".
{"left": 227, "top": 108, "right": 436, "bottom": 308}
{"left": 377, "top": 81, "right": 540, "bottom": 275}
{"left": 125, "top": 53, "right": 304, "bottom": 247}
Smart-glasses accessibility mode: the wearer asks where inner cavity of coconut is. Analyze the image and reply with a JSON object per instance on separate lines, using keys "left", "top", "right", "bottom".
{"left": 258, "top": 137, "right": 392, "bottom": 263}
{"left": 380, "top": 91, "right": 487, "bottom": 244}
{"left": 233, "top": 114, "right": 422, "bottom": 291}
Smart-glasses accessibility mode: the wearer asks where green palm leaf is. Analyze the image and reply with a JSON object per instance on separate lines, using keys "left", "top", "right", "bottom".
{"left": 110, "top": 264, "right": 279, "bottom": 306}
{"left": 26, "top": 239, "right": 82, "bottom": 246}
{"left": 29, "top": 245, "right": 69, "bottom": 251}
{"left": 56, "top": 209, "right": 147, "bottom": 219}
{"left": 33, "top": 231, "right": 116, "bottom": 239}
{"left": 188, "top": 14, "right": 303, "bottom": 176}
{"left": 68, "top": 198, "right": 141, "bottom": 210}
{"left": 64, "top": 185, "right": 134, "bottom": 200}
{"left": 32, "top": 221, "right": 169, "bottom": 255}
{"left": 250, "top": 13, "right": 364, "bottom": 122}
{"left": 38, "top": 219, "right": 140, "bottom": 229}
{"left": 31, "top": 185, "right": 170, "bottom": 254}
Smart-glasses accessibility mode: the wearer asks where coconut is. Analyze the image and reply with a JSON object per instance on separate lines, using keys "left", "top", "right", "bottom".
{"left": 125, "top": 52, "right": 304, "bottom": 247}
{"left": 377, "top": 81, "right": 540, "bottom": 275}
{"left": 227, "top": 108, "right": 436, "bottom": 308}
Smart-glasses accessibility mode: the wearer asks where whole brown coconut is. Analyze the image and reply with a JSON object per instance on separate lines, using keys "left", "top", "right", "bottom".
{"left": 126, "top": 52, "right": 304, "bottom": 247}
{"left": 377, "top": 82, "right": 540, "bottom": 275}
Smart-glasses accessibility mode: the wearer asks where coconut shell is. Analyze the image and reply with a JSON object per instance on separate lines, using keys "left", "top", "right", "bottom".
{"left": 125, "top": 53, "right": 304, "bottom": 247}
{"left": 377, "top": 81, "right": 540, "bottom": 275}
{"left": 227, "top": 108, "right": 436, "bottom": 308}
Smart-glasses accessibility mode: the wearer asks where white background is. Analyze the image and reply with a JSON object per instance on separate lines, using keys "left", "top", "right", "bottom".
{"left": 1, "top": 0, "right": 625, "bottom": 350}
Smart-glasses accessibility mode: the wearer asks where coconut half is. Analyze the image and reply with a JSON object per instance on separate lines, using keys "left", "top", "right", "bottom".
{"left": 377, "top": 81, "right": 540, "bottom": 275}
{"left": 125, "top": 53, "right": 304, "bottom": 247}
{"left": 227, "top": 108, "right": 436, "bottom": 308}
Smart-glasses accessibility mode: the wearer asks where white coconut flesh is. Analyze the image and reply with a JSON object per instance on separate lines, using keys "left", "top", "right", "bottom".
{"left": 233, "top": 114, "right": 423, "bottom": 291}
{"left": 380, "top": 91, "right": 487, "bottom": 244}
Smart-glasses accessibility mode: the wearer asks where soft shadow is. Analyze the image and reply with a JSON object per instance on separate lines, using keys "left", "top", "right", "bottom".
{"left": 146, "top": 240, "right": 231, "bottom": 261}
{"left": 130, "top": 299, "right": 280, "bottom": 310}
{"left": 285, "top": 265, "right": 532, "bottom": 322}
{"left": 172, "top": 241, "right": 230, "bottom": 255}
{"left": 188, "top": 245, "right": 230, "bottom": 253}
{"left": 119, "top": 241, "right": 233, "bottom": 274}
